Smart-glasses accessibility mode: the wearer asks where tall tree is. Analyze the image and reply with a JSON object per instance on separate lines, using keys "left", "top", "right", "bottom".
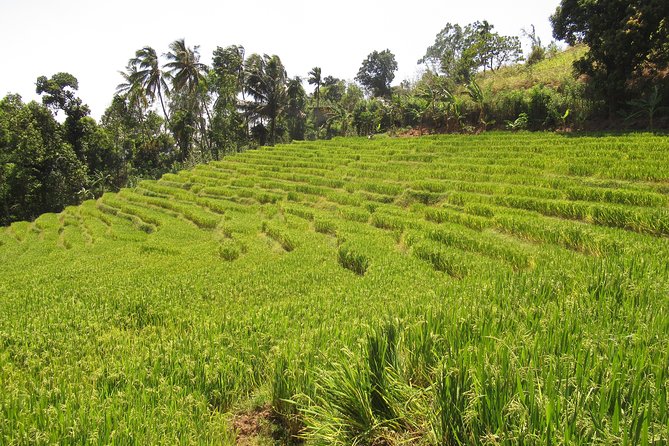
{"left": 244, "top": 54, "right": 288, "bottom": 145}
{"left": 286, "top": 76, "right": 307, "bottom": 140}
{"left": 210, "top": 44, "right": 248, "bottom": 156}
{"left": 37, "top": 73, "right": 125, "bottom": 194}
{"left": 36, "top": 73, "right": 91, "bottom": 159}
{"left": 551, "top": 0, "right": 669, "bottom": 116}
{"left": 0, "top": 94, "right": 87, "bottom": 224}
{"left": 419, "top": 21, "right": 522, "bottom": 83}
{"left": 130, "top": 46, "right": 171, "bottom": 127}
{"left": 419, "top": 23, "right": 476, "bottom": 82}
{"left": 308, "top": 67, "right": 322, "bottom": 110}
{"left": 355, "top": 50, "right": 398, "bottom": 98}
{"left": 164, "top": 39, "right": 209, "bottom": 96}
{"left": 116, "top": 63, "right": 149, "bottom": 117}
{"left": 522, "top": 25, "right": 545, "bottom": 66}
{"left": 212, "top": 44, "right": 246, "bottom": 102}
{"left": 471, "top": 24, "right": 523, "bottom": 72}
{"left": 164, "top": 39, "right": 210, "bottom": 159}
{"left": 322, "top": 76, "right": 346, "bottom": 103}
{"left": 101, "top": 96, "right": 175, "bottom": 178}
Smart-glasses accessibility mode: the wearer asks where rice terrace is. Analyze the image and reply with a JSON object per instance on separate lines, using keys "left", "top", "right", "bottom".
{"left": 1, "top": 132, "right": 668, "bottom": 444}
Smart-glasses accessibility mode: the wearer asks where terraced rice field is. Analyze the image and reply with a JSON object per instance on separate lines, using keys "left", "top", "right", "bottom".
{"left": 1, "top": 133, "right": 668, "bottom": 445}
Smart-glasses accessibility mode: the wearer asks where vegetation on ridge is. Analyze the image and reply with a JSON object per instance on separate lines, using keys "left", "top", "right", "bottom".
{"left": 2, "top": 1, "right": 668, "bottom": 225}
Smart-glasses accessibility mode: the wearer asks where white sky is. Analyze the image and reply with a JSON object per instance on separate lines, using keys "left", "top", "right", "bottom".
{"left": 0, "top": 0, "right": 561, "bottom": 119}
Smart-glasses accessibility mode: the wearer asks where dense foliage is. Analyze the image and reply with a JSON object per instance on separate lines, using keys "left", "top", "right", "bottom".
{"left": 551, "top": 0, "right": 669, "bottom": 117}
{"left": 0, "top": 85, "right": 125, "bottom": 225}
{"left": 355, "top": 49, "right": 398, "bottom": 98}
{"left": 1, "top": 133, "right": 668, "bottom": 444}
{"left": 2, "top": 7, "right": 668, "bottom": 224}
{"left": 418, "top": 21, "right": 523, "bottom": 83}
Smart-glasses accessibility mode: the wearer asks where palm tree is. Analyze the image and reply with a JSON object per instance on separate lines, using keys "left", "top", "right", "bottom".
{"left": 308, "top": 67, "right": 322, "bottom": 110}
{"left": 164, "top": 39, "right": 209, "bottom": 96}
{"left": 244, "top": 54, "right": 288, "bottom": 145}
{"left": 130, "top": 46, "right": 171, "bottom": 128}
{"left": 227, "top": 45, "right": 246, "bottom": 100}
{"left": 164, "top": 39, "right": 211, "bottom": 155}
{"left": 326, "top": 104, "right": 352, "bottom": 136}
{"left": 286, "top": 76, "right": 307, "bottom": 140}
{"left": 115, "top": 63, "right": 149, "bottom": 127}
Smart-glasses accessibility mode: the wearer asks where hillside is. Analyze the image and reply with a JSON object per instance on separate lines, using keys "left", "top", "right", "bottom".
{"left": 477, "top": 44, "right": 588, "bottom": 93}
{"left": 1, "top": 133, "right": 669, "bottom": 444}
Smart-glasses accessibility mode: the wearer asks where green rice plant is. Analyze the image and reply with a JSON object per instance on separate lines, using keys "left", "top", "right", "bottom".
{"left": 219, "top": 240, "right": 241, "bottom": 261}
{"left": 2, "top": 133, "right": 669, "bottom": 444}
{"left": 424, "top": 207, "right": 491, "bottom": 231}
{"left": 270, "top": 354, "right": 307, "bottom": 440}
{"left": 300, "top": 323, "right": 425, "bottom": 445}
{"left": 412, "top": 180, "right": 450, "bottom": 193}
{"left": 295, "top": 183, "right": 328, "bottom": 196}
{"left": 430, "top": 361, "right": 473, "bottom": 445}
{"left": 337, "top": 244, "right": 370, "bottom": 276}
{"left": 493, "top": 212, "right": 619, "bottom": 256}
{"left": 402, "top": 189, "right": 444, "bottom": 205}
{"left": 199, "top": 186, "right": 237, "bottom": 199}
{"left": 314, "top": 218, "right": 337, "bottom": 236}
{"left": 121, "top": 190, "right": 220, "bottom": 229}
{"left": 370, "top": 212, "right": 411, "bottom": 231}
{"left": 464, "top": 202, "right": 495, "bottom": 218}
{"left": 261, "top": 221, "right": 296, "bottom": 252}
{"left": 356, "top": 191, "right": 396, "bottom": 204}
{"left": 590, "top": 204, "right": 669, "bottom": 236}
{"left": 160, "top": 173, "right": 192, "bottom": 185}
{"left": 97, "top": 195, "right": 158, "bottom": 233}
{"left": 495, "top": 195, "right": 590, "bottom": 220}
{"left": 337, "top": 206, "right": 370, "bottom": 223}
{"left": 299, "top": 349, "right": 378, "bottom": 444}
{"left": 139, "top": 180, "right": 196, "bottom": 201}
{"left": 8, "top": 221, "right": 30, "bottom": 242}
{"left": 358, "top": 181, "right": 404, "bottom": 197}
{"left": 410, "top": 240, "right": 468, "bottom": 278}
{"left": 283, "top": 204, "right": 315, "bottom": 221}
{"left": 565, "top": 186, "right": 666, "bottom": 207}
{"left": 416, "top": 225, "right": 532, "bottom": 270}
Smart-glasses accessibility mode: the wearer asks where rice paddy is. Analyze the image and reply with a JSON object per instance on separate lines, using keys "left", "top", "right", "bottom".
{"left": 1, "top": 132, "right": 668, "bottom": 444}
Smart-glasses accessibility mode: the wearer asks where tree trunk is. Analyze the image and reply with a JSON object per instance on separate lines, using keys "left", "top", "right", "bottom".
{"left": 158, "top": 86, "right": 171, "bottom": 131}
{"left": 270, "top": 114, "right": 276, "bottom": 146}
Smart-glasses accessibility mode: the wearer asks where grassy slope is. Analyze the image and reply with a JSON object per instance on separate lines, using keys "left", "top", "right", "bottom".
{"left": 477, "top": 44, "right": 588, "bottom": 92}
{"left": 1, "top": 133, "right": 668, "bottom": 444}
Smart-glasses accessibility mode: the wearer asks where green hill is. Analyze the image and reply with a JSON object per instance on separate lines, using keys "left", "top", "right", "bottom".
{"left": 478, "top": 45, "right": 588, "bottom": 93}
{"left": 1, "top": 133, "right": 669, "bottom": 444}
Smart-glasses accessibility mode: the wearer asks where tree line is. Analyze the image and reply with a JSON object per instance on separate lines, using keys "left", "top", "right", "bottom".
{"left": 2, "top": 0, "right": 668, "bottom": 225}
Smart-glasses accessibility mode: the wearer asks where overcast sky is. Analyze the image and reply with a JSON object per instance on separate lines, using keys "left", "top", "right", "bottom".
{"left": 1, "top": 0, "right": 561, "bottom": 119}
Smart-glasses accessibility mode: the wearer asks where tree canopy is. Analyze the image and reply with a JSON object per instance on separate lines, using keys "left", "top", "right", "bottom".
{"left": 551, "top": 0, "right": 669, "bottom": 115}
{"left": 419, "top": 21, "right": 523, "bottom": 83}
{"left": 0, "top": 95, "right": 87, "bottom": 225}
{"left": 3, "top": 15, "right": 668, "bottom": 227}
{"left": 356, "top": 50, "right": 398, "bottom": 98}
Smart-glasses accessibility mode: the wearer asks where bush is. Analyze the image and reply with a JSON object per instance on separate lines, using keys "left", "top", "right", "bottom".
{"left": 527, "top": 85, "right": 561, "bottom": 129}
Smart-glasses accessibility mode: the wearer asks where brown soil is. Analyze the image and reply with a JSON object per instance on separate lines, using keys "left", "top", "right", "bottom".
{"left": 397, "top": 126, "right": 444, "bottom": 137}
{"left": 233, "top": 404, "right": 274, "bottom": 445}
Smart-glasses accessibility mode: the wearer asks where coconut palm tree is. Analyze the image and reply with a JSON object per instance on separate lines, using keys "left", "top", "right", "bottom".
{"left": 163, "top": 39, "right": 209, "bottom": 96}
{"left": 244, "top": 54, "right": 288, "bottom": 145}
{"left": 164, "top": 39, "right": 211, "bottom": 155}
{"left": 286, "top": 76, "right": 307, "bottom": 140}
{"left": 308, "top": 67, "right": 322, "bottom": 110}
{"left": 130, "top": 46, "right": 170, "bottom": 128}
{"left": 115, "top": 63, "right": 149, "bottom": 127}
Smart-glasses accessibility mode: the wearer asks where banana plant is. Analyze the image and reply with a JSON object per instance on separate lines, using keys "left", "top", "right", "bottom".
{"left": 466, "top": 79, "right": 487, "bottom": 129}
{"left": 625, "top": 86, "right": 667, "bottom": 130}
